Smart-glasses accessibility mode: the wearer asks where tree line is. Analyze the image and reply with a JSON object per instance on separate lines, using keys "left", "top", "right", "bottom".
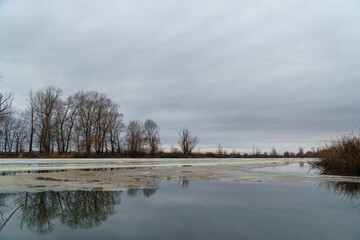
{"left": 0, "top": 86, "right": 200, "bottom": 157}
{"left": 0, "top": 86, "right": 317, "bottom": 158}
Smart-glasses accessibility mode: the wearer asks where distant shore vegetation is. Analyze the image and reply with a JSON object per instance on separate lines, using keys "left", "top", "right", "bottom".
{"left": 1, "top": 86, "right": 316, "bottom": 158}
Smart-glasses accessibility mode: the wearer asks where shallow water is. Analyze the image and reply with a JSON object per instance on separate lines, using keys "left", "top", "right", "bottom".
{"left": 0, "top": 159, "right": 360, "bottom": 239}
{"left": 250, "top": 162, "right": 319, "bottom": 174}
{"left": 0, "top": 158, "right": 311, "bottom": 172}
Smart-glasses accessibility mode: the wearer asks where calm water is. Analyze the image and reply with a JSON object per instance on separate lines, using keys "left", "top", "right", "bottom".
{"left": 250, "top": 162, "right": 319, "bottom": 174}
{"left": 1, "top": 166, "right": 360, "bottom": 239}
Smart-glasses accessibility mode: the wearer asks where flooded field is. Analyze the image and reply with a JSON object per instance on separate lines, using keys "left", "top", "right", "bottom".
{"left": 1, "top": 158, "right": 360, "bottom": 239}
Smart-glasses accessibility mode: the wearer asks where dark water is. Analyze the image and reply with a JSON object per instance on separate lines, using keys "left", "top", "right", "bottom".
{"left": 1, "top": 179, "right": 360, "bottom": 239}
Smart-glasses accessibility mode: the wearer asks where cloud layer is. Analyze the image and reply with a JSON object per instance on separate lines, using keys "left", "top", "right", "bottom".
{"left": 1, "top": 0, "right": 360, "bottom": 152}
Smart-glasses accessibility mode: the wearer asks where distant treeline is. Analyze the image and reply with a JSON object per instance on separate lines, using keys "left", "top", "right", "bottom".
{"left": 0, "top": 150, "right": 317, "bottom": 159}
{"left": 0, "top": 86, "right": 316, "bottom": 158}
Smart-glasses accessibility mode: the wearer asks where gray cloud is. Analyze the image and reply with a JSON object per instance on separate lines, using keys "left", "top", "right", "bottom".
{"left": 1, "top": 0, "right": 360, "bottom": 152}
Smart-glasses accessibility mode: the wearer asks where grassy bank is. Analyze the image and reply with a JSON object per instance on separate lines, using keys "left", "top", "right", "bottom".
{"left": 312, "top": 134, "right": 360, "bottom": 176}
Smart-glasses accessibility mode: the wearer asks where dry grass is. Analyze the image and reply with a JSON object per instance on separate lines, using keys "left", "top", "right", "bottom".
{"left": 313, "top": 134, "right": 360, "bottom": 176}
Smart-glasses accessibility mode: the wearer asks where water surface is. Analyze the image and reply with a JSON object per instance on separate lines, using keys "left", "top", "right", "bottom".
{"left": 0, "top": 181, "right": 360, "bottom": 239}
{"left": 1, "top": 160, "right": 360, "bottom": 239}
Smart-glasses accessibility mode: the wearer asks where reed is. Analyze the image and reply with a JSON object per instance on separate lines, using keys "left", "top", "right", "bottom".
{"left": 313, "top": 134, "right": 360, "bottom": 176}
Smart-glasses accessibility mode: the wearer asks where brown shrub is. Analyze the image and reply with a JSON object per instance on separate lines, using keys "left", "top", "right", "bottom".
{"left": 312, "top": 134, "right": 360, "bottom": 176}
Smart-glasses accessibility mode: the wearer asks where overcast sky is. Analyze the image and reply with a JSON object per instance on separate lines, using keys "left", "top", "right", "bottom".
{"left": 1, "top": 0, "right": 360, "bottom": 153}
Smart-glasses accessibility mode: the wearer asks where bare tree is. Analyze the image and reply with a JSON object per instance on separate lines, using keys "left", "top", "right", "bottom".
{"left": 13, "top": 118, "right": 27, "bottom": 153}
{"left": 108, "top": 111, "right": 124, "bottom": 154}
{"left": 0, "top": 116, "right": 15, "bottom": 152}
{"left": 54, "top": 98, "right": 77, "bottom": 154}
{"left": 0, "top": 91, "right": 14, "bottom": 120}
{"left": 125, "top": 120, "right": 145, "bottom": 154}
{"left": 72, "top": 91, "right": 98, "bottom": 154}
{"left": 271, "top": 146, "right": 277, "bottom": 157}
{"left": 34, "top": 86, "right": 63, "bottom": 154}
{"left": 178, "top": 127, "right": 198, "bottom": 156}
{"left": 23, "top": 90, "right": 35, "bottom": 154}
{"left": 62, "top": 96, "right": 78, "bottom": 153}
{"left": 0, "top": 115, "right": 26, "bottom": 153}
{"left": 72, "top": 91, "right": 122, "bottom": 154}
{"left": 93, "top": 94, "right": 118, "bottom": 154}
{"left": 144, "top": 119, "right": 161, "bottom": 155}
{"left": 297, "top": 146, "right": 304, "bottom": 157}
{"left": 216, "top": 143, "right": 223, "bottom": 156}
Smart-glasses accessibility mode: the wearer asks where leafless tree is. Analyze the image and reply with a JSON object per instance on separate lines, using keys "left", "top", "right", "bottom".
{"left": 23, "top": 90, "right": 35, "bottom": 154}
{"left": 72, "top": 91, "right": 98, "bottom": 154}
{"left": 72, "top": 91, "right": 122, "bottom": 154}
{"left": 144, "top": 119, "right": 161, "bottom": 155}
{"left": 125, "top": 120, "right": 145, "bottom": 154}
{"left": 271, "top": 146, "right": 277, "bottom": 157}
{"left": 108, "top": 111, "right": 124, "bottom": 154}
{"left": 0, "top": 116, "right": 15, "bottom": 152}
{"left": 93, "top": 94, "right": 118, "bottom": 154}
{"left": 53, "top": 97, "right": 78, "bottom": 154}
{"left": 13, "top": 118, "right": 27, "bottom": 153}
{"left": 62, "top": 96, "right": 78, "bottom": 153}
{"left": 297, "top": 146, "right": 304, "bottom": 157}
{"left": 178, "top": 127, "right": 198, "bottom": 156}
{"left": 0, "top": 91, "right": 14, "bottom": 120}
{"left": 216, "top": 143, "right": 223, "bottom": 156}
{"left": 0, "top": 114, "right": 27, "bottom": 153}
{"left": 34, "top": 86, "right": 63, "bottom": 154}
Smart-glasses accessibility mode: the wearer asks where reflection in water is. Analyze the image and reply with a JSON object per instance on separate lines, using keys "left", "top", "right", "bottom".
{"left": 16, "top": 191, "right": 122, "bottom": 234}
{"left": 143, "top": 186, "right": 158, "bottom": 198}
{"left": 178, "top": 177, "right": 190, "bottom": 190}
{"left": 0, "top": 186, "right": 157, "bottom": 235}
{"left": 3, "top": 177, "right": 360, "bottom": 236}
{"left": 127, "top": 183, "right": 159, "bottom": 198}
{"left": 299, "top": 162, "right": 304, "bottom": 169}
{"left": 58, "top": 191, "right": 121, "bottom": 230}
{"left": 321, "top": 181, "right": 360, "bottom": 207}
{"left": 0, "top": 193, "right": 11, "bottom": 225}
{"left": 20, "top": 192, "right": 58, "bottom": 234}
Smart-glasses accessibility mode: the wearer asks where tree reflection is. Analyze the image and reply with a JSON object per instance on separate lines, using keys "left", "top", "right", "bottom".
{"left": 0, "top": 193, "right": 11, "bottom": 225}
{"left": 177, "top": 177, "right": 189, "bottom": 191}
{"left": 59, "top": 191, "right": 121, "bottom": 229}
{"left": 7, "top": 190, "right": 122, "bottom": 234}
{"left": 127, "top": 184, "right": 159, "bottom": 198}
{"left": 20, "top": 192, "right": 58, "bottom": 234}
{"left": 142, "top": 186, "right": 158, "bottom": 198}
{"left": 321, "top": 181, "right": 360, "bottom": 207}
{"left": 0, "top": 185, "right": 161, "bottom": 234}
